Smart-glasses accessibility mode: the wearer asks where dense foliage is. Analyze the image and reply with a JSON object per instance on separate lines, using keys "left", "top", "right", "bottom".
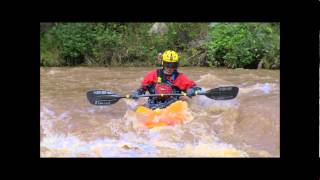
{"left": 40, "top": 22, "right": 279, "bottom": 69}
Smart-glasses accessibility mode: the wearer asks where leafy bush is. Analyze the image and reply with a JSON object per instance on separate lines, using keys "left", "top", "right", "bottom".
{"left": 206, "top": 23, "right": 279, "bottom": 68}
{"left": 40, "top": 22, "right": 279, "bottom": 69}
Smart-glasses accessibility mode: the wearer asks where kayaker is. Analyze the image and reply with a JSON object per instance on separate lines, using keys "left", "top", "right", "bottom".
{"left": 131, "top": 50, "right": 202, "bottom": 109}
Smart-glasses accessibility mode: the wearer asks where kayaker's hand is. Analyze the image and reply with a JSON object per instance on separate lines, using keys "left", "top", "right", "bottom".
{"left": 131, "top": 91, "right": 140, "bottom": 100}
{"left": 131, "top": 87, "right": 146, "bottom": 100}
{"left": 187, "top": 87, "right": 202, "bottom": 97}
{"left": 186, "top": 88, "right": 196, "bottom": 97}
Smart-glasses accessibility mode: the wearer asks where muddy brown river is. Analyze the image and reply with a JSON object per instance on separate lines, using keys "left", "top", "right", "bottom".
{"left": 40, "top": 67, "right": 280, "bottom": 157}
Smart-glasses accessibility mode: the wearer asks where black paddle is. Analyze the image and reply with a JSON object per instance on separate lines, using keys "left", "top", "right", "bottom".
{"left": 86, "top": 86, "right": 239, "bottom": 106}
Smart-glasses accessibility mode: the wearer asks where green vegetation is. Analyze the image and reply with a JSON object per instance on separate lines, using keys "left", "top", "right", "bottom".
{"left": 206, "top": 23, "right": 280, "bottom": 68}
{"left": 40, "top": 22, "right": 279, "bottom": 69}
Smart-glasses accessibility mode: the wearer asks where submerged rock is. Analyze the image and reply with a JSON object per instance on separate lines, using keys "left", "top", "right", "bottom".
{"left": 149, "top": 23, "right": 168, "bottom": 35}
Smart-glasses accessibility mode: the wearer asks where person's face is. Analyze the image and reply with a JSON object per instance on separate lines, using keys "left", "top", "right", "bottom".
{"left": 163, "top": 67, "right": 175, "bottom": 75}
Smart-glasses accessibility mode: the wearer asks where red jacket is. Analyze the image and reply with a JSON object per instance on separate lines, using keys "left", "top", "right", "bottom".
{"left": 141, "top": 69, "right": 196, "bottom": 91}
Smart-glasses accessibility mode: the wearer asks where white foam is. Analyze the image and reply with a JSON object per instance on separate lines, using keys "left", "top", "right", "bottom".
{"left": 42, "top": 106, "right": 56, "bottom": 117}
{"left": 58, "top": 112, "right": 69, "bottom": 120}
{"left": 240, "top": 83, "right": 278, "bottom": 95}
{"left": 40, "top": 100, "right": 247, "bottom": 157}
{"left": 194, "top": 95, "right": 239, "bottom": 108}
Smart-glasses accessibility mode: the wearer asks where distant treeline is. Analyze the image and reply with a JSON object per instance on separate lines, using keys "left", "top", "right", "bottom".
{"left": 40, "top": 22, "right": 279, "bottom": 69}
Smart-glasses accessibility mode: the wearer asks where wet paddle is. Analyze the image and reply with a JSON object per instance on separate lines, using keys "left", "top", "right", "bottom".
{"left": 86, "top": 86, "right": 239, "bottom": 106}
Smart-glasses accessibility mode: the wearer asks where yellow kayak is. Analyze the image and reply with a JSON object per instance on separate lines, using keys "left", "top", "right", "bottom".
{"left": 135, "top": 101, "right": 188, "bottom": 128}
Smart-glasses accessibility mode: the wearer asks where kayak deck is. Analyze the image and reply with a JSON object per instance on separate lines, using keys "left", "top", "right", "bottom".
{"left": 136, "top": 100, "right": 188, "bottom": 128}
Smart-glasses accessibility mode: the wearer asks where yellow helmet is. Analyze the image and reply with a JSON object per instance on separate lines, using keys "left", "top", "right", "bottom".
{"left": 162, "top": 50, "right": 179, "bottom": 69}
{"left": 162, "top": 50, "right": 179, "bottom": 63}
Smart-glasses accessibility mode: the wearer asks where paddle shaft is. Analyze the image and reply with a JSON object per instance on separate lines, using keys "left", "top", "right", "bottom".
{"left": 114, "top": 92, "right": 205, "bottom": 99}
{"left": 87, "top": 86, "right": 238, "bottom": 106}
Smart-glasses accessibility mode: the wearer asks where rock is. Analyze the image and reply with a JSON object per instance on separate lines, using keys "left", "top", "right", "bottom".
{"left": 257, "top": 60, "right": 263, "bottom": 69}
{"left": 40, "top": 22, "right": 56, "bottom": 33}
{"left": 149, "top": 23, "right": 168, "bottom": 35}
{"left": 122, "top": 144, "right": 139, "bottom": 150}
{"left": 209, "top": 22, "right": 219, "bottom": 27}
{"left": 271, "top": 62, "right": 280, "bottom": 69}
{"left": 188, "top": 39, "right": 208, "bottom": 49}
{"left": 122, "top": 144, "right": 131, "bottom": 150}
{"left": 270, "top": 58, "right": 280, "bottom": 69}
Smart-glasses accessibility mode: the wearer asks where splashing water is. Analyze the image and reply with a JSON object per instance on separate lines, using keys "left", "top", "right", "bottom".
{"left": 41, "top": 67, "right": 279, "bottom": 157}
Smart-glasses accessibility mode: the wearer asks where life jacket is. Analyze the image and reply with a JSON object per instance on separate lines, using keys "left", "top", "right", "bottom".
{"left": 145, "top": 69, "right": 181, "bottom": 108}
{"left": 146, "top": 69, "right": 181, "bottom": 94}
{"left": 155, "top": 84, "right": 173, "bottom": 95}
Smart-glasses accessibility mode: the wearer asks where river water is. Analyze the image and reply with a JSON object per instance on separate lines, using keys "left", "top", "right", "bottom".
{"left": 40, "top": 67, "right": 280, "bottom": 157}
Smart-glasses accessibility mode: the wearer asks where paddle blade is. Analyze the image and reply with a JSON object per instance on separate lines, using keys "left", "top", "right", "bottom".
{"left": 205, "top": 86, "right": 239, "bottom": 100}
{"left": 86, "top": 90, "right": 122, "bottom": 106}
